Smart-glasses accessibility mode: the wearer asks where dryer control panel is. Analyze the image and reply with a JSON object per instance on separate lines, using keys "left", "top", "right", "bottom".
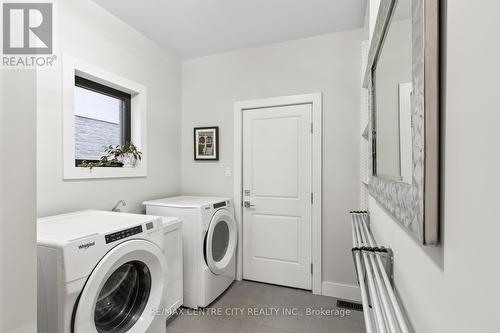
{"left": 105, "top": 225, "right": 143, "bottom": 244}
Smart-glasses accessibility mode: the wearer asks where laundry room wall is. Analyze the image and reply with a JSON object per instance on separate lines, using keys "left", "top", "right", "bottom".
{"left": 181, "top": 30, "right": 362, "bottom": 294}
{"left": 0, "top": 70, "right": 37, "bottom": 333}
{"left": 36, "top": 0, "right": 182, "bottom": 217}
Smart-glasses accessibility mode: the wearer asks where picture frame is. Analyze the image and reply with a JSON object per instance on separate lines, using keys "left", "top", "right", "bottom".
{"left": 194, "top": 127, "right": 219, "bottom": 161}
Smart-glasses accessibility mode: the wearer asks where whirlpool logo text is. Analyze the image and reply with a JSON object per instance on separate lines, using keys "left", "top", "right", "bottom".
{"left": 78, "top": 241, "right": 95, "bottom": 250}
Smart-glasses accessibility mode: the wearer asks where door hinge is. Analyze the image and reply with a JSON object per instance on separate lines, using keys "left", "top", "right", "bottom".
{"left": 310, "top": 122, "right": 313, "bottom": 134}
{"left": 311, "top": 263, "right": 313, "bottom": 274}
{"left": 311, "top": 193, "right": 313, "bottom": 204}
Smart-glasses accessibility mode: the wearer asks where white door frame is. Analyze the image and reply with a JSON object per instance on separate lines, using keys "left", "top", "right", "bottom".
{"left": 234, "top": 93, "right": 322, "bottom": 295}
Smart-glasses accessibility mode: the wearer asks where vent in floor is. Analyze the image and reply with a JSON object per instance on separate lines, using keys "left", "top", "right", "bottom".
{"left": 337, "top": 300, "right": 363, "bottom": 312}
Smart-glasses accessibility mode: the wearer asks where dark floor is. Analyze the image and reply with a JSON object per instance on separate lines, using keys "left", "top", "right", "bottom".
{"left": 165, "top": 280, "right": 365, "bottom": 333}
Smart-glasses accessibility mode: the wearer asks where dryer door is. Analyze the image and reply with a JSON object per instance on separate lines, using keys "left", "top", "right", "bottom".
{"left": 73, "top": 239, "right": 167, "bottom": 333}
{"left": 205, "top": 209, "right": 237, "bottom": 275}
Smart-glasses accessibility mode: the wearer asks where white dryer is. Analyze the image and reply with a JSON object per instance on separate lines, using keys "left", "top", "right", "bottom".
{"left": 143, "top": 196, "right": 237, "bottom": 308}
{"left": 37, "top": 210, "right": 173, "bottom": 333}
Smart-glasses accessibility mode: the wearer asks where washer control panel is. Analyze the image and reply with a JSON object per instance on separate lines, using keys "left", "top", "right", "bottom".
{"left": 105, "top": 225, "right": 143, "bottom": 244}
{"left": 213, "top": 201, "right": 228, "bottom": 209}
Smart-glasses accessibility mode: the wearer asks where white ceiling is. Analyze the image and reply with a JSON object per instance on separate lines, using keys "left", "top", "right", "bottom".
{"left": 92, "top": 0, "right": 367, "bottom": 58}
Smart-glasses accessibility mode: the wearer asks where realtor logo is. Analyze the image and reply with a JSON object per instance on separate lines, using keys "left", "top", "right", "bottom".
{"left": 2, "top": 3, "right": 52, "bottom": 54}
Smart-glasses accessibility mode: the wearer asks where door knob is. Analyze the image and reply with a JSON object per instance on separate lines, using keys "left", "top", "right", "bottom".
{"left": 244, "top": 201, "right": 255, "bottom": 208}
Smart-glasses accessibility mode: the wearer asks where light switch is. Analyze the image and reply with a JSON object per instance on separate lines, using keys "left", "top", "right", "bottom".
{"left": 225, "top": 167, "right": 232, "bottom": 177}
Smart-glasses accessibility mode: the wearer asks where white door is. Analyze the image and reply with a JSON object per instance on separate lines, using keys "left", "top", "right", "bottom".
{"left": 398, "top": 82, "right": 413, "bottom": 183}
{"left": 242, "top": 104, "right": 312, "bottom": 290}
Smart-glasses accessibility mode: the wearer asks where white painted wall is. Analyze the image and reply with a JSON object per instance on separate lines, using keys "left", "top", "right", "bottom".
{"left": 368, "top": 0, "right": 381, "bottom": 40}
{"left": 0, "top": 70, "right": 37, "bottom": 332}
{"left": 360, "top": 39, "right": 370, "bottom": 209}
{"left": 37, "top": 0, "right": 182, "bottom": 216}
{"left": 368, "top": 1, "right": 500, "bottom": 331}
{"left": 181, "top": 31, "right": 362, "bottom": 288}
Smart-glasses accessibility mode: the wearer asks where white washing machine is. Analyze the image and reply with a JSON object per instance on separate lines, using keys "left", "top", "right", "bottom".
{"left": 37, "top": 210, "right": 175, "bottom": 333}
{"left": 143, "top": 196, "right": 237, "bottom": 308}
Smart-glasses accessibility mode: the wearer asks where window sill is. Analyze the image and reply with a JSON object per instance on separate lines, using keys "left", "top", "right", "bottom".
{"left": 64, "top": 163, "right": 146, "bottom": 180}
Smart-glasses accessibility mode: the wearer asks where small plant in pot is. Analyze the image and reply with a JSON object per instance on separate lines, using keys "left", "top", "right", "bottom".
{"left": 79, "top": 156, "right": 123, "bottom": 170}
{"left": 78, "top": 142, "right": 142, "bottom": 170}
{"left": 105, "top": 142, "right": 142, "bottom": 168}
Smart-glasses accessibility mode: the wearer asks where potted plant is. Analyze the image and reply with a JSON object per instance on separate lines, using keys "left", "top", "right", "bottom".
{"left": 78, "top": 142, "right": 142, "bottom": 169}
{"left": 104, "top": 142, "right": 142, "bottom": 168}
{"left": 78, "top": 156, "right": 123, "bottom": 170}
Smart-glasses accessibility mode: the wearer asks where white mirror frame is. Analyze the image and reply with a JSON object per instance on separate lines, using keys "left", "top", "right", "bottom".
{"left": 364, "top": 0, "right": 440, "bottom": 245}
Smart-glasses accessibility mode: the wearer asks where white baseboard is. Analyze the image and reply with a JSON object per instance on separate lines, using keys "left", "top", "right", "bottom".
{"left": 321, "top": 281, "right": 361, "bottom": 302}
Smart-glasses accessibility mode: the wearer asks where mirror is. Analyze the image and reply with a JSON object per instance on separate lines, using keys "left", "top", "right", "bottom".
{"left": 364, "top": 0, "right": 440, "bottom": 245}
{"left": 374, "top": 0, "right": 412, "bottom": 183}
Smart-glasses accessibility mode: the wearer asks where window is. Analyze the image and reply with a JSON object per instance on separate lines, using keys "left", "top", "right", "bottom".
{"left": 74, "top": 76, "right": 131, "bottom": 166}
{"left": 62, "top": 55, "right": 147, "bottom": 179}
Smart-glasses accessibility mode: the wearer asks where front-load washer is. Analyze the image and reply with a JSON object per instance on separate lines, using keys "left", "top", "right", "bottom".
{"left": 37, "top": 210, "right": 169, "bottom": 333}
{"left": 143, "top": 196, "right": 237, "bottom": 308}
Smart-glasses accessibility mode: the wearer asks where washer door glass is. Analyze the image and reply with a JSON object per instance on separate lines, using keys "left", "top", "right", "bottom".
{"left": 73, "top": 240, "right": 166, "bottom": 333}
{"left": 94, "top": 261, "right": 151, "bottom": 333}
{"left": 205, "top": 209, "right": 237, "bottom": 275}
{"left": 211, "top": 221, "right": 230, "bottom": 262}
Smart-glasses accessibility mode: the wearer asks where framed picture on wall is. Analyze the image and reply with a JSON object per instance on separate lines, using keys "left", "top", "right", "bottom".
{"left": 194, "top": 127, "right": 219, "bottom": 161}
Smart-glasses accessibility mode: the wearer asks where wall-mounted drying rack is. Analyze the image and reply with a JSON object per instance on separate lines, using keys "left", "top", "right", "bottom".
{"left": 350, "top": 211, "right": 411, "bottom": 333}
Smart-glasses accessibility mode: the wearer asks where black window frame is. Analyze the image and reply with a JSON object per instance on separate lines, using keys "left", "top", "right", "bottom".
{"left": 74, "top": 75, "right": 132, "bottom": 166}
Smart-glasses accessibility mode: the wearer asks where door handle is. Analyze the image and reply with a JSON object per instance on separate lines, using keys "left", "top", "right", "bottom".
{"left": 244, "top": 201, "right": 255, "bottom": 208}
